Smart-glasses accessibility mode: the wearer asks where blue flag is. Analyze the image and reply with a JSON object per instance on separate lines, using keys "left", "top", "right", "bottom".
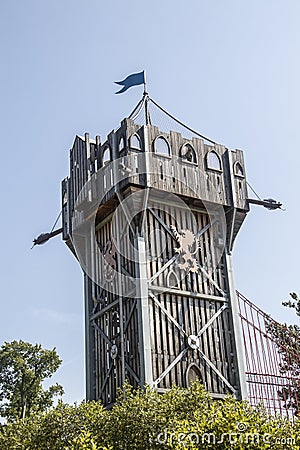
{"left": 115, "top": 71, "right": 145, "bottom": 94}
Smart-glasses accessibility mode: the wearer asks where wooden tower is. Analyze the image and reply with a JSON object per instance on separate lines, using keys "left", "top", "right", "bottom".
{"left": 62, "top": 95, "right": 249, "bottom": 406}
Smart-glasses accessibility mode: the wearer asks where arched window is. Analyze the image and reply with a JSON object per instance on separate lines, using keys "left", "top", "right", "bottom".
{"left": 206, "top": 151, "right": 222, "bottom": 171}
{"left": 186, "top": 363, "right": 202, "bottom": 387}
{"left": 130, "top": 134, "right": 142, "bottom": 150}
{"left": 167, "top": 269, "right": 179, "bottom": 288}
{"left": 180, "top": 144, "right": 197, "bottom": 163}
{"left": 154, "top": 136, "right": 170, "bottom": 156}
{"left": 102, "top": 146, "right": 111, "bottom": 165}
{"left": 234, "top": 161, "right": 244, "bottom": 177}
{"left": 118, "top": 137, "right": 125, "bottom": 152}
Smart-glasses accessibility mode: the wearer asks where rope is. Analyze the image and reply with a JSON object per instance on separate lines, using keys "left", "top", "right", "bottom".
{"left": 149, "top": 97, "right": 217, "bottom": 145}
{"left": 246, "top": 182, "right": 262, "bottom": 201}
{"left": 127, "top": 95, "right": 285, "bottom": 211}
{"left": 128, "top": 96, "right": 146, "bottom": 121}
{"left": 50, "top": 210, "right": 62, "bottom": 233}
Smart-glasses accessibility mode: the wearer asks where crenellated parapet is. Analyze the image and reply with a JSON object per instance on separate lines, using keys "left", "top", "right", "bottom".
{"left": 62, "top": 118, "right": 248, "bottom": 251}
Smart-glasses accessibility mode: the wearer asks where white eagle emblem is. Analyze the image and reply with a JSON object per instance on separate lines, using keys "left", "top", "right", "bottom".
{"left": 170, "top": 225, "right": 200, "bottom": 273}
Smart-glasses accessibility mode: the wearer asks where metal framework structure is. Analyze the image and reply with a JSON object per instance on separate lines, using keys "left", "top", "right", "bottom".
{"left": 237, "top": 291, "right": 300, "bottom": 421}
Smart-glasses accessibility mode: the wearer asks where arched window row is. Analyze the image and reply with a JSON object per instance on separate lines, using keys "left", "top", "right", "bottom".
{"left": 102, "top": 136, "right": 244, "bottom": 176}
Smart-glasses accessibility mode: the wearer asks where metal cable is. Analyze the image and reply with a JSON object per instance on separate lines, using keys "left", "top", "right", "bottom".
{"left": 128, "top": 96, "right": 146, "bottom": 121}
{"left": 149, "top": 97, "right": 217, "bottom": 145}
{"left": 50, "top": 210, "right": 62, "bottom": 233}
{"left": 246, "top": 181, "right": 262, "bottom": 201}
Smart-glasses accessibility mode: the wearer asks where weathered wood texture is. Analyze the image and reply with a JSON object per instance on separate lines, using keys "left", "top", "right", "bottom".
{"left": 89, "top": 198, "right": 240, "bottom": 404}
{"left": 145, "top": 202, "right": 238, "bottom": 394}
{"left": 63, "top": 118, "right": 248, "bottom": 244}
{"left": 62, "top": 117, "right": 249, "bottom": 406}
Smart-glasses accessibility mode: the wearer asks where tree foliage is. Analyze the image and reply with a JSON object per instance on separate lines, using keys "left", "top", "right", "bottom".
{"left": 0, "top": 340, "right": 64, "bottom": 421}
{"left": 268, "top": 293, "right": 300, "bottom": 415}
{"left": 0, "top": 382, "right": 299, "bottom": 449}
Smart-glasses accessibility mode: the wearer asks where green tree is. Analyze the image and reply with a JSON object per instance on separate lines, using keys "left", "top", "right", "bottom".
{"left": 269, "top": 292, "right": 300, "bottom": 415}
{"left": 0, "top": 340, "right": 64, "bottom": 421}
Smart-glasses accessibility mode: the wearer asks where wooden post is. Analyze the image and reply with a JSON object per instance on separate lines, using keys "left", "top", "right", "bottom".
{"left": 225, "top": 252, "right": 248, "bottom": 400}
{"left": 135, "top": 235, "right": 153, "bottom": 387}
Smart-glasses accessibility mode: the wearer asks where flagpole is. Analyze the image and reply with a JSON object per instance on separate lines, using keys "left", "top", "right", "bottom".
{"left": 143, "top": 71, "right": 150, "bottom": 125}
{"left": 141, "top": 70, "right": 146, "bottom": 93}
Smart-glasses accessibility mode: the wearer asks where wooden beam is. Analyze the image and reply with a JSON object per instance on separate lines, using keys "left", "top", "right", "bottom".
{"left": 149, "top": 285, "right": 227, "bottom": 303}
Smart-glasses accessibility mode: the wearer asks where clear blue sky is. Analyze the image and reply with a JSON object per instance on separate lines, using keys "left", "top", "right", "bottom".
{"left": 0, "top": 1, "right": 299, "bottom": 404}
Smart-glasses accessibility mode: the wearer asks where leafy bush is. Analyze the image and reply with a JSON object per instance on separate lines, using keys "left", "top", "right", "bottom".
{"left": 0, "top": 382, "right": 299, "bottom": 449}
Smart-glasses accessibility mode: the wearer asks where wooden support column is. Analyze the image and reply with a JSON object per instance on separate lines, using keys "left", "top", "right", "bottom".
{"left": 84, "top": 274, "right": 96, "bottom": 400}
{"left": 135, "top": 235, "right": 153, "bottom": 386}
{"left": 112, "top": 132, "right": 126, "bottom": 387}
{"left": 225, "top": 252, "right": 248, "bottom": 400}
{"left": 142, "top": 124, "right": 151, "bottom": 187}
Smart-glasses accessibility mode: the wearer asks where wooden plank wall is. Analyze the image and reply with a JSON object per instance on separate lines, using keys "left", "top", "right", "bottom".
{"left": 64, "top": 118, "right": 248, "bottom": 404}
{"left": 146, "top": 202, "right": 238, "bottom": 395}
{"left": 66, "top": 120, "right": 248, "bottom": 232}
{"left": 93, "top": 211, "right": 142, "bottom": 405}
